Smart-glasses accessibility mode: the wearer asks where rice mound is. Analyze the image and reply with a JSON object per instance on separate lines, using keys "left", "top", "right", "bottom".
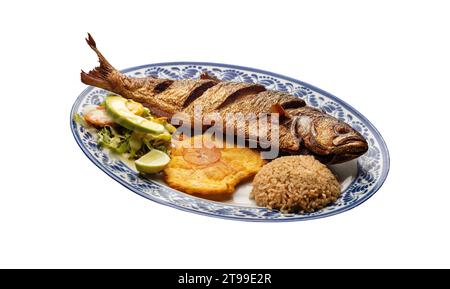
{"left": 250, "top": 156, "right": 341, "bottom": 213}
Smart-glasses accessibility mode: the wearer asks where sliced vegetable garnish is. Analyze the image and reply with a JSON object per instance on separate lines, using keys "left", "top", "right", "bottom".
{"left": 96, "top": 125, "right": 170, "bottom": 158}
{"left": 135, "top": 149, "right": 171, "bottom": 174}
{"left": 84, "top": 106, "right": 115, "bottom": 127}
{"left": 105, "top": 96, "right": 165, "bottom": 134}
{"left": 79, "top": 96, "right": 174, "bottom": 161}
{"left": 182, "top": 142, "right": 221, "bottom": 166}
{"left": 164, "top": 123, "right": 177, "bottom": 134}
{"left": 97, "top": 126, "right": 129, "bottom": 153}
{"left": 73, "top": 113, "right": 89, "bottom": 128}
{"left": 126, "top": 99, "right": 144, "bottom": 116}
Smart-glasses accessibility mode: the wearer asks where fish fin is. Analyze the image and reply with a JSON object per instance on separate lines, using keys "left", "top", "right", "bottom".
{"left": 200, "top": 72, "right": 220, "bottom": 82}
{"left": 80, "top": 33, "right": 116, "bottom": 90}
{"left": 270, "top": 103, "right": 289, "bottom": 118}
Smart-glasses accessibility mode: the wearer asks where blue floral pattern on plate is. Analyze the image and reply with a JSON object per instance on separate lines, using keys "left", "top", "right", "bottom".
{"left": 70, "top": 62, "right": 389, "bottom": 221}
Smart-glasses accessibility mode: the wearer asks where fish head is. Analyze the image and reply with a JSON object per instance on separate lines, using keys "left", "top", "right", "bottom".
{"left": 309, "top": 116, "right": 368, "bottom": 162}
{"left": 292, "top": 111, "right": 369, "bottom": 163}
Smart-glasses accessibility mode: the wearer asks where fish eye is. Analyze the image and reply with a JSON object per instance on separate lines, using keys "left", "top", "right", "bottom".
{"left": 335, "top": 124, "right": 351, "bottom": 134}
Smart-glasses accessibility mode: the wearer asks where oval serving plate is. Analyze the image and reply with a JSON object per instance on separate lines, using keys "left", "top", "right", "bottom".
{"left": 71, "top": 62, "right": 389, "bottom": 221}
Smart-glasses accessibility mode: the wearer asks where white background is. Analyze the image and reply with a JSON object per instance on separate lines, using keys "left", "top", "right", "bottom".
{"left": 0, "top": 0, "right": 449, "bottom": 268}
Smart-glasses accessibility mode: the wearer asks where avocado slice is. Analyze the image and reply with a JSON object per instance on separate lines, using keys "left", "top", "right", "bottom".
{"left": 105, "top": 96, "right": 165, "bottom": 134}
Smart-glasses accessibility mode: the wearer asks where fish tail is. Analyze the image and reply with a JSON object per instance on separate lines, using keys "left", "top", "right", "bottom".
{"left": 80, "top": 33, "right": 116, "bottom": 91}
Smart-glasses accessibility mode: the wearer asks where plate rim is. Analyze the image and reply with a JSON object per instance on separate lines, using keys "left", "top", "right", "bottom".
{"left": 70, "top": 61, "right": 390, "bottom": 222}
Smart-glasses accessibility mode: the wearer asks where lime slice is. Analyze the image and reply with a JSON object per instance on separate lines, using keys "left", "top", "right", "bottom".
{"left": 135, "top": 150, "right": 170, "bottom": 174}
{"left": 105, "top": 96, "right": 165, "bottom": 134}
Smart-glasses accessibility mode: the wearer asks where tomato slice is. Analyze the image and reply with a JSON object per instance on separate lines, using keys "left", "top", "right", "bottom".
{"left": 183, "top": 142, "right": 221, "bottom": 165}
{"left": 84, "top": 106, "right": 114, "bottom": 127}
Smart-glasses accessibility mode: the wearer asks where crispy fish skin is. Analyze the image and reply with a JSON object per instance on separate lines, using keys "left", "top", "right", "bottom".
{"left": 202, "top": 90, "right": 306, "bottom": 153}
{"left": 80, "top": 34, "right": 368, "bottom": 163}
{"left": 215, "top": 90, "right": 304, "bottom": 115}
{"left": 183, "top": 82, "right": 266, "bottom": 115}
{"left": 154, "top": 79, "right": 216, "bottom": 116}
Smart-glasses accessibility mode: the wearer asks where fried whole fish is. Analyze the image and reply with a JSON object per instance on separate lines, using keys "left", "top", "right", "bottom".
{"left": 80, "top": 34, "right": 368, "bottom": 163}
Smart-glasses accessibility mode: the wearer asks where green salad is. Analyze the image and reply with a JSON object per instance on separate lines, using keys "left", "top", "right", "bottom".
{"left": 74, "top": 95, "right": 175, "bottom": 173}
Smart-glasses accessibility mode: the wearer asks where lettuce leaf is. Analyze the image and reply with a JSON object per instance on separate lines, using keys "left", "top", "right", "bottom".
{"left": 96, "top": 126, "right": 170, "bottom": 159}
{"left": 73, "top": 113, "right": 89, "bottom": 128}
